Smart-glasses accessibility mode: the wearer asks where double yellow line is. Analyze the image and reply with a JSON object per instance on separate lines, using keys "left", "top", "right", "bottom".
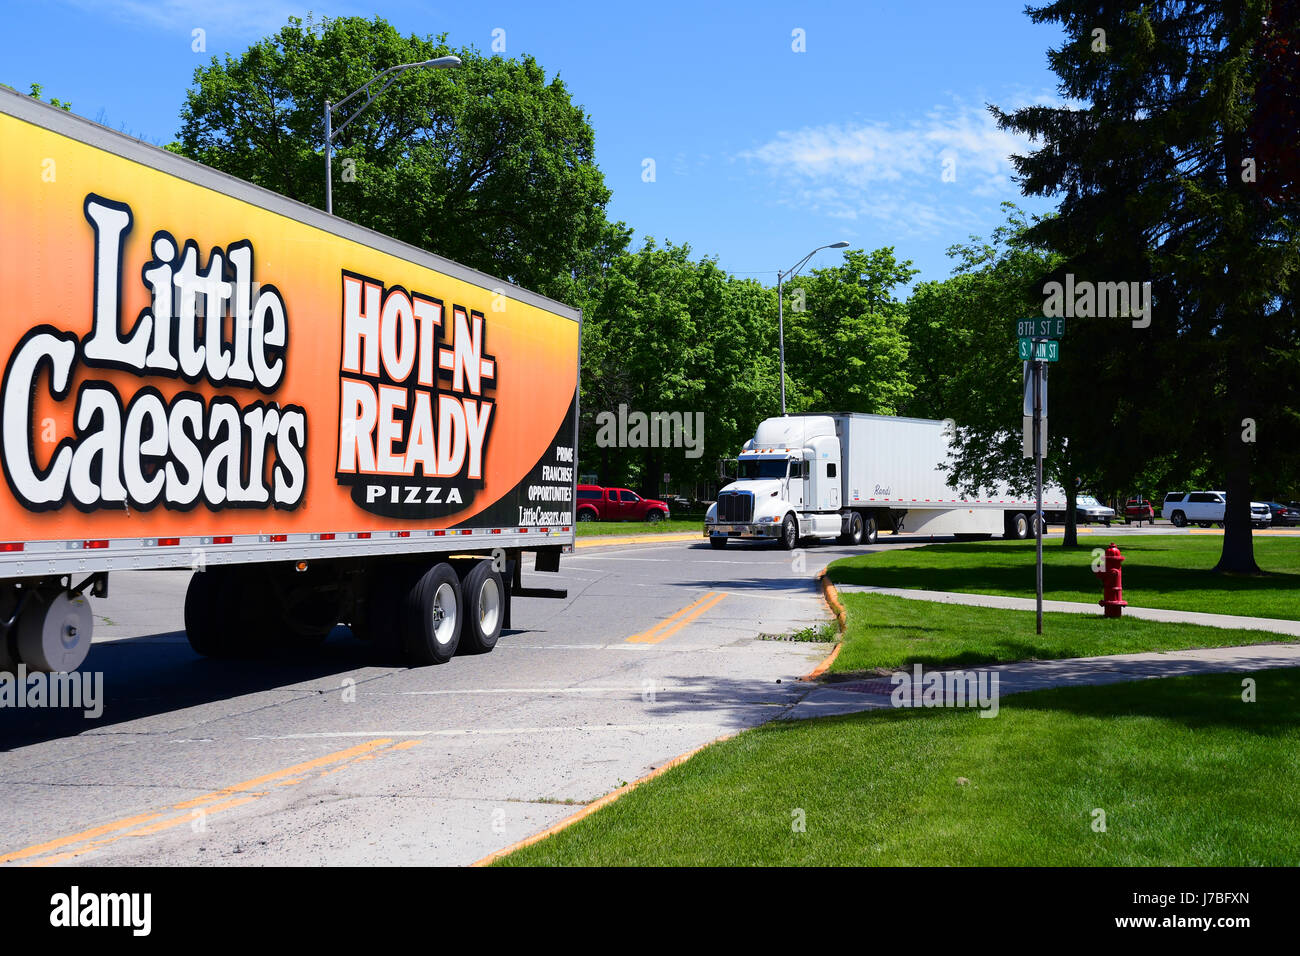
{"left": 0, "top": 738, "right": 419, "bottom": 866}
{"left": 625, "top": 591, "right": 727, "bottom": 644}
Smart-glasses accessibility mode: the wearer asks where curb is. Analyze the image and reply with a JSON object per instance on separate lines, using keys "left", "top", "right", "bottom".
{"left": 471, "top": 732, "right": 738, "bottom": 867}
{"left": 799, "top": 568, "right": 846, "bottom": 682}
{"left": 575, "top": 532, "right": 701, "bottom": 549}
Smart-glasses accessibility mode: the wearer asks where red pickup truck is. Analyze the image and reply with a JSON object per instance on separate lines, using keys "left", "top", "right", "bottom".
{"left": 1124, "top": 496, "right": 1155, "bottom": 524}
{"left": 575, "top": 485, "right": 671, "bottom": 522}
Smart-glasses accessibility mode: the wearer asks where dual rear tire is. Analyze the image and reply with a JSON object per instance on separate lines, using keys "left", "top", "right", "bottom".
{"left": 837, "top": 512, "right": 879, "bottom": 546}
{"left": 185, "top": 558, "right": 505, "bottom": 667}
{"left": 372, "top": 560, "right": 504, "bottom": 665}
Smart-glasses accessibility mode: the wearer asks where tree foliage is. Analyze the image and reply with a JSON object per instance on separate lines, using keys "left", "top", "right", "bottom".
{"left": 176, "top": 14, "right": 616, "bottom": 295}
{"left": 579, "top": 239, "right": 780, "bottom": 493}
{"left": 783, "top": 248, "right": 916, "bottom": 414}
{"left": 992, "top": 0, "right": 1300, "bottom": 570}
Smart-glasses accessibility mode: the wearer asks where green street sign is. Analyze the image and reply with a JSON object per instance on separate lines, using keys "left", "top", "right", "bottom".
{"left": 1015, "top": 317, "right": 1066, "bottom": 339}
{"left": 1018, "top": 337, "right": 1060, "bottom": 362}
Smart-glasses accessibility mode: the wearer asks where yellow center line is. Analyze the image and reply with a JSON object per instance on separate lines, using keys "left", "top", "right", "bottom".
{"left": 626, "top": 591, "right": 728, "bottom": 644}
{"left": 28, "top": 795, "right": 264, "bottom": 867}
{"left": 1, "top": 738, "right": 401, "bottom": 867}
{"left": 170, "top": 738, "right": 394, "bottom": 809}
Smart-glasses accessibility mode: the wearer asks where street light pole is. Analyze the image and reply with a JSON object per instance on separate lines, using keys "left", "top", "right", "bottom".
{"left": 778, "top": 268, "right": 786, "bottom": 414}
{"left": 324, "top": 55, "right": 461, "bottom": 214}
{"left": 777, "top": 241, "right": 849, "bottom": 415}
{"left": 324, "top": 98, "right": 333, "bottom": 215}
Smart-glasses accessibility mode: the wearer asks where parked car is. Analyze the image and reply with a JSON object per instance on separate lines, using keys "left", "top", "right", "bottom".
{"left": 1265, "top": 502, "right": 1300, "bottom": 526}
{"left": 1074, "top": 494, "right": 1114, "bottom": 526}
{"left": 1164, "top": 491, "right": 1273, "bottom": 528}
{"left": 1123, "top": 496, "right": 1155, "bottom": 524}
{"left": 1164, "top": 490, "right": 1224, "bottom": 527}
{"left": 664, "top": 495, "right": 693, "bottom": 513}
{"left": 575, "top": 485, "right": 671, "bottom": 522}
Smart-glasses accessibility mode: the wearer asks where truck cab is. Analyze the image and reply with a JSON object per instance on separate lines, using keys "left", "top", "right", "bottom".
{"left": 705, "top": 416, "right": 847, "bottom": 549}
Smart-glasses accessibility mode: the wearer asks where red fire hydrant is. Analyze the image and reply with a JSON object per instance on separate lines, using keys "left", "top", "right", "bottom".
{"left": 1095, "top": 542, "right": 1128, "bottom": 618}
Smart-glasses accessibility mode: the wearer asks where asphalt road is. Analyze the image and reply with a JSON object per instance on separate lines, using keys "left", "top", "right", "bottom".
{"left": 1, "top": 522, "right": 1280, "bottom": 867}
{"left": 0, "top": 534, "right": 865, "bottom": 867}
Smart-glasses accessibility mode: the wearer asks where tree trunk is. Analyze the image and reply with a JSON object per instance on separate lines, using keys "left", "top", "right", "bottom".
{"left": 1214, "top": 426, "right": 1260, "bottom": 573}
{"left": 1061, "top": 448, "right": 1078, "bottom": 548}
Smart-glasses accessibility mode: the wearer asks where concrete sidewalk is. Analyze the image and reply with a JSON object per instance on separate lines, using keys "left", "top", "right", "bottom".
{"left": 787, "top": 584, "right": 1300, "bottom": 720}
{"left": 833, "top": 583, "right": 1300, "bottom": 638}
{"left": 788, "top": 642, "right": 1300, "bottom": 720}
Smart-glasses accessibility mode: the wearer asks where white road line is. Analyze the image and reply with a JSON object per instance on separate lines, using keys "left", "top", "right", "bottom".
{"left": 498, "top": 643, "right": 658, "bottom": 650}
{"left": 399, "top": 686, "right": 715, "bottom": 695}
{"left": 564, "top": 556, "right": 675, "bottom": 562}
{"left": 248, "top": 723, "right": 725, "bottom": 739}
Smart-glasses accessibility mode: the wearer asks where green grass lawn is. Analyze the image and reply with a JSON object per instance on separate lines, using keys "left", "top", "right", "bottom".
{"left": 831, "top": 593, "right": 1291, "bottom": 674}
{"left": 826, "top": 534, "right": 1300, "bottom": 620}
{"left": 575, "top": 519, "right": 699, "bottom": 536}
{"left": 498, "top": 669, "right": 1300, "bottom": 866}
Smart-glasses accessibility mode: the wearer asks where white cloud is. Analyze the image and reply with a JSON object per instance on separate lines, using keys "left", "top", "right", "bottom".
{"left": 741, "top": 98, "right": 1051, "bottom": 236}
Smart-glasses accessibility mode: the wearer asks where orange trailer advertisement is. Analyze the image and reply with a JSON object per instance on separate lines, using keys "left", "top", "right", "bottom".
{"left": 0, "top": 97, "right": 579, "bottom": 560}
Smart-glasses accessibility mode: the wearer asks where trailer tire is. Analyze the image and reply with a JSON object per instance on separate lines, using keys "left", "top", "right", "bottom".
{"left": 402, "top": 563, "right": 462, "bottom": 665}
{"left": 1005, "top": 512, "right": 1030, "bottom": 540}
{"left": 864, "top": 515, "right": 878, "bottom": 545}
{"left": 838, "top": 511, "right": 864, "bottom": 546}
{"left": 709, "top": 536, "right": 728, "bottom": 550}
{"left": 779, "top": 514, "right": 799, "bottom": 551}
{"left": 184, "top": 568, "right": 252, "bottom": 659}
{"left": 458, "top": 561, "right": 504, "bottom": 655}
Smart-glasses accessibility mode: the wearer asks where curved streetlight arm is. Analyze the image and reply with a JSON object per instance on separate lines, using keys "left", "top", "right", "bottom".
{"left": 325, "top": 56, "right": 461, "bottom": 214}
{"left": 330, "top": 68, "right": 410, "bottom": 140}
{"left": 776, "top": 241, "right": 847, "bottom": 415}
{"left": 778, "top": 242, "right": 843, "bottom": 283}
{"left": 329, "top": 57, "right": 460, "bottom": 140}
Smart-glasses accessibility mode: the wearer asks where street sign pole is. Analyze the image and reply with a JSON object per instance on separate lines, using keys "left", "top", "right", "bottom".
{"left": 1014, "top": 319, "right": 1056, "bottom": 634}
{"left": 1034, "top": 359, "right": 1044, "bottom": 635}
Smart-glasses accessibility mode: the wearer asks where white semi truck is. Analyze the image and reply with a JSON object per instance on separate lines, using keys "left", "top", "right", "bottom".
{"left": 704, "top": 413, "right": 1065, "bottom": 549}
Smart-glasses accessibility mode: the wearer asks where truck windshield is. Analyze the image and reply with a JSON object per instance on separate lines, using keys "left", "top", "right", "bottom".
{"left": 738, "top": 458, "right": 790, "bottom": 480}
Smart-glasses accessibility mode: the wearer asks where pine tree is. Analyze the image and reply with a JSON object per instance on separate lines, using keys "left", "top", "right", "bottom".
{"left": 993, "top": 0, "right": 1300, "bottom": 572}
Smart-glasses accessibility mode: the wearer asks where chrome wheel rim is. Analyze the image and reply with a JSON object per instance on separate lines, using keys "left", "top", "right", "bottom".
{"left": 478, "top": 576, "right": 501, "bottom": 636}
{"left": 431, "top": 582, "right": 458, "bottom": 647}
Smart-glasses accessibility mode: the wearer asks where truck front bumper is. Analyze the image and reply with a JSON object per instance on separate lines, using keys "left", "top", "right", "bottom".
{"left": 705, "top": 523, "right": 780, "bottom": 540}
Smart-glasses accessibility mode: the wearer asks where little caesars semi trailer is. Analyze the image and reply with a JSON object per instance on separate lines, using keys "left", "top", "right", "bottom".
{"left": 705, "top": 413, "right": 1065, "bottom": 548}
{"left": 0, "top": 89, "right": 578, "bottom": 674}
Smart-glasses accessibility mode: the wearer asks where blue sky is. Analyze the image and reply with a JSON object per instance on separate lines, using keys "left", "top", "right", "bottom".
{"left": 3, "top": 0, "right": 1068, "bottom": 291}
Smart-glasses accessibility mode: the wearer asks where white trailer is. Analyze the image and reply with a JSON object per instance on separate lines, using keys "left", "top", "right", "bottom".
{"left": 704, "top": 413, "right": 1065, "bottom": 548}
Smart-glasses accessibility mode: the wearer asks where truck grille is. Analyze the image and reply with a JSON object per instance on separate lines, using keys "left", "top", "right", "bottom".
{"left": 716, "top": 491, "right": 754, "bottom": 523}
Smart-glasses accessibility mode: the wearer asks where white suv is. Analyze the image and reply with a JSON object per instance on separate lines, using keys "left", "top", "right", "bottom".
{"left": 1165, "top": 491, "right": 1225, "bottom": 527}
{"left": 1165, "top": 491, "right": 1272, "bottom": 528}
